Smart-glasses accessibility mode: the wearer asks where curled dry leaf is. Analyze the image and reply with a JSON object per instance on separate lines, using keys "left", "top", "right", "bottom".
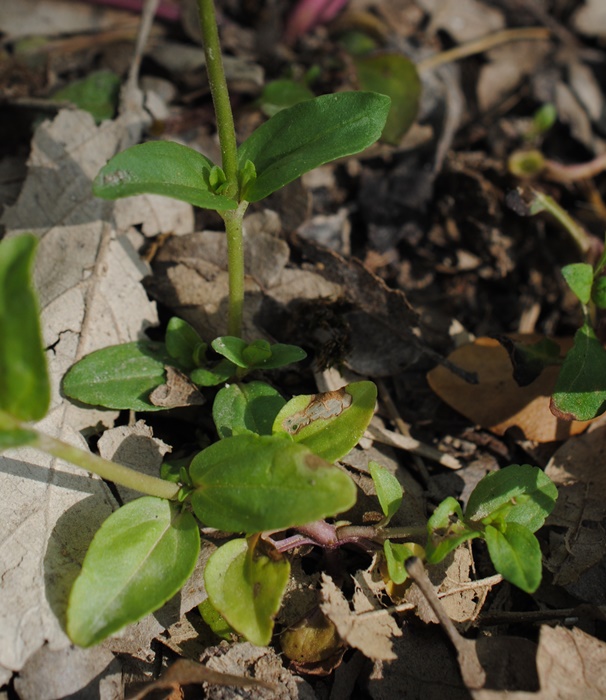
{"left": 427, "top": 336, "right": 589, "bottom": 442}
{"left": 149, "top": 366, "right": 205, "bottom": 408}
{"left": 319, "top": 573, "right": 402, "bottom": 661}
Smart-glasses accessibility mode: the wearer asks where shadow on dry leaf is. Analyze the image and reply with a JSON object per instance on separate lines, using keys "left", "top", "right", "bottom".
{"left": 427, "top": 336, "right": 589, "bottom": 442}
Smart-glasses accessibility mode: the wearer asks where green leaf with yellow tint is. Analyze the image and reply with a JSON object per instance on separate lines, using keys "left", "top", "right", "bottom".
{"left": 204, "top": 538, "right": 290, "bottom": 646}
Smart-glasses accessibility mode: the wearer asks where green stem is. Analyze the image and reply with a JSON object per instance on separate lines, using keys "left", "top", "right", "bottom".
{"left": 197, "top": 0, "right": 239, "bottom": 197}
{"left": 526, "top": 187, "right": 592, "bottom": 256}
{"left": 32, "top": 429, "right": 179, "bottom": 500}
{"left": 197, "top": 0, "right": 248, "bottom": 337}
{"left": 223, "top": 202, "right": 248, "bottom": 337}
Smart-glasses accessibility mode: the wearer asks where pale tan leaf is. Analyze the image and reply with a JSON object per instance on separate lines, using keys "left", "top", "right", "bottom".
{"left": 319, "top": 574, "right": 402, "bottom": 661}
{"left": 427, "top": 336, "right": 589, "bottom": 443}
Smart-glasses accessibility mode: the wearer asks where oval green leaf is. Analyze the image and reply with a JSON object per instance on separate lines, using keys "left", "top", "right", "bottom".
{"left": 551, "top": 323, "right": 606, "bottom": 421}
{"left": 213, "top": 381, "right": 286, "bottom": 438}
{"left": 189, "top": 359, "right": 237, "bottom": 387}
{"left": 272, "top": 381, "right": 377, "bottom": 462}
{"left": 204, "top": 538, "right": 290, "bottom": 646}
{"left": 0, "top": 235, "right": 50, "bottom": 421}
{"left": 212, "top": 337, "right": 306, "bottom": 370}
{"left": 165, "top": 317, "right": 207, "bottom": 370}
{"left": 561, "top": 263, "right": 593, "bottom": 305}
{"left": 198, "top": 598, "right": 236, "bottom": 641}
{"left": 62, "top": 341, "right": 172, "bottom": 411}
{"left": 67, "top": 497, "right": 200, "bottom": 647}
{"left": 465, "top": 464, "right": 558, "bottom": 533}
{"left": 369, "top": 461, "right": 403, "bottom": 521}
{"left": 211, "top": 336, "right": 248, "bottom": 367}
{"left": 354, "top": 53, "right": 421, "bottom": 146}
{"left": 190, "top": 433, "right": 357, "bottom": 532}
{"left": 484, "top": 523, "right": 542, "bottom": 593}
{"left": 93, "top": 141, "right": 237, "bottom": 211}
{"left": 591, "top": 274, "right": 606, "bottom": 309}
{"left": 238, "top": 92, "right": 391, "bottom": 202}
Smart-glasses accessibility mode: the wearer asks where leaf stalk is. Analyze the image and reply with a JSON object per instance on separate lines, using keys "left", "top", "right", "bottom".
{"left": 30, "top": 426, "right": 180, "bottom": 500}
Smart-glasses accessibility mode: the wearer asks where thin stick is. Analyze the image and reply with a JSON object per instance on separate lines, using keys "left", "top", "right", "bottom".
{"left": 417, "top": 27, "right": 551, "bottom": 74}
{"left": 405, "top": 556, "right": 486, "bottom": 689}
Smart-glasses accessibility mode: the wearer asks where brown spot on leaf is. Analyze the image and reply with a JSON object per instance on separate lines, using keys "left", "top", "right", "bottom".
{"left": 283, "top": 388, "right": 352, "bottom": 434}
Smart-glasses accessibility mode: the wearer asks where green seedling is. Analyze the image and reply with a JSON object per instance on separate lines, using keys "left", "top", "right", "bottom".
{"left": 369, "top": 462, "right": 557, "bottom": 593}
{"left": 550, "top": 248, "right": 606, "bottom": 421}
{"left": 0, "top": 234, "right": 558, "bottom": 646}
{"left": 0, "top": 0, "right": 393, "bottom": 649}
{"left": 0, "top": 0, "right": 557, "bottom": 651}
{"left": 0, "top": 234, "right": 374, "bottom": 647}
{"left": 506, "top": 185, "right": 606, "bottom": 421}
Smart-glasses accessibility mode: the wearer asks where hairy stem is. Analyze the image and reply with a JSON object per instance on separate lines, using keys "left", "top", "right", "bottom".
{"left": 34, "top": 430, "right": 179, "bottom": 500}
{"left": 197, "top": 0, "right": 239, "bottom": 197}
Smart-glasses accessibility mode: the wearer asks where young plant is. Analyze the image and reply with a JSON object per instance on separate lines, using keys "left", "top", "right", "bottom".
{"left": 0, "top": 234, "right": 376, "bottom": 646}
{"left": 0, "top": 0, "right": 393, "bottom": 649}
{"left": 505, "top": 185, "right": 606, "bottom": 421}
{"left": 369, "top": 462, "right": 557, "bottom": 594}
{"left": 0, "top": 233, "right": 558, "bottom": 652}
{"left": 550, "top": 249, "right": 606, "bottom": 420}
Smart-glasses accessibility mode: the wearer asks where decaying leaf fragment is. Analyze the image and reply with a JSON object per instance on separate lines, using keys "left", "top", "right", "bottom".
{"left": 149, "top": 366, "right": 205, "bottom": 408}
{"left": 319, "top": 573, "right": 402, "bottom": 661}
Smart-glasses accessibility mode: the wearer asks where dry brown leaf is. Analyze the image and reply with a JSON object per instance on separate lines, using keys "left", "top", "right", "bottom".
{"left": 477, "top": 41, "right": 551, "bottom": 112}
{"left": 427, "top": 336, "right": 589, "bottom": 442}
{"left": 544, "top": 420, "right": 606, "bottom": 588}
{"left": 405, "top": 547, "right": 495, "bottom": 625}
{"left": 0, "top": 0, "right": 133, "bottom": 39}
{"left": 149, "top": 366, "right": 205, "bottom": 408}
{"left": 319, "top": 573, "right": 402, "bottom": 661}
{"left": 0, "top": 105, "right": 156, "bottom": 682}
{"left": 149, "top": 227, "right": 291, "bottom": 340}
